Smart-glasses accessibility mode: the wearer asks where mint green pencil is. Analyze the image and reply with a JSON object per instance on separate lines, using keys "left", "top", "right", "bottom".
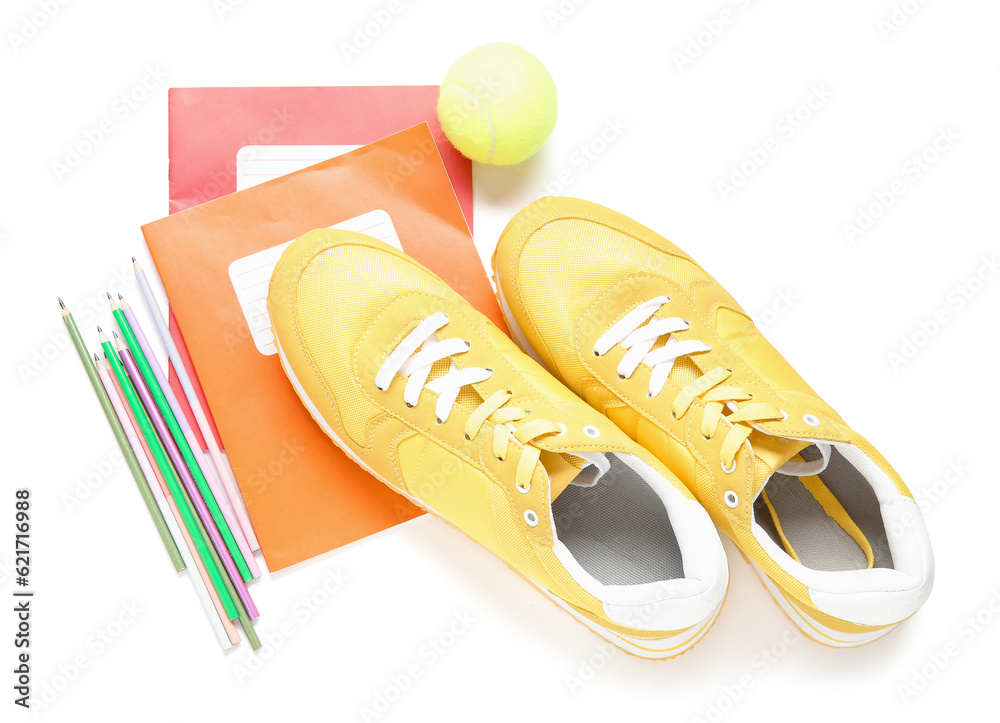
{"left": 109, "top": 294, "right": 252, "bottom": 583}
{"left": 98, "top": 327, "right": 238, "bottom": 620}
{"left": 60, "top": 299, "right": 183, "bottom": 571}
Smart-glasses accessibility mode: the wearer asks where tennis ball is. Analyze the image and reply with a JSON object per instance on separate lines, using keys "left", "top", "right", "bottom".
{"left": 437, "top": 42, "right": 557, "bottom": 166}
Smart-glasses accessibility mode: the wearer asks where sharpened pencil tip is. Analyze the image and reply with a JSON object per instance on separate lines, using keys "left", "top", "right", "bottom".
{"left": 93, "top": 353, "right": 100, "bottom": 364}
{"left": 58, "top": 297, "right": 66, "bottom": 309}
{"left": 112, "top": 330, "right": 119, "bottom": 338}
{"left": 107, "top": 291, "right": 112, "bottom": 300}
{"left": 132, "top": 256, "right": 137, "bottom": 262}
{"left": 97, "top": 325, "right": 103, "bottom": 332}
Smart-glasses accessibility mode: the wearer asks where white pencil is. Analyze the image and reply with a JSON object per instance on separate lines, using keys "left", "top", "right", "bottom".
{"left": 134, "top": 258, "right": 261, "bottom": 551}
{"left": 96, "top": 354, "right": 236, "bottom": 650}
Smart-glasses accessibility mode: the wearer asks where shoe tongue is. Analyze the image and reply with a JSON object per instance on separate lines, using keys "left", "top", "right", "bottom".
{"left": 749, "top": 431, "right": 835, "bottom": 499}
{"left": 748, "top": 430, "right": 812, "bottom": 500}
{"left": 542, "top": 451, "right": 610, "bottom": 500}
{"left": 751, "top": 430, "right": 812, "bottom": 477}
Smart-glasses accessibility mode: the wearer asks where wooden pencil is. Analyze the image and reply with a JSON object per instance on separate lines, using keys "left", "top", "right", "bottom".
{"left": 112, "top": 331, "right": 258, "bottom": 620}
{"left": 133, "top": 258, "right": 261, "bottom": 551}
{"left": 116, "top": 293, "right": 260, "bottom": 579}
{"left": 98, "top": 327, "right": 239, "bottom": 620}
{"left": 59, "top": 299, "right": 183, "bottom": 571}
{"left": 96, "top": 354, "right": 236, "bottom": 650}
{"left": 110, "top": 293, "right": 253, "bottom": 583}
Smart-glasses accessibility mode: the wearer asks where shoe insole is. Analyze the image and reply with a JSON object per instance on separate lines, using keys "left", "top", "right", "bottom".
{"left": 552, "top": 455, "right": 684, "bottom": 586}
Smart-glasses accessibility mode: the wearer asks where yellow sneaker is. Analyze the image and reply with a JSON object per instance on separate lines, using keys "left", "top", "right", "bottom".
{"left": 267, "top": 228, "right": 728, "bottom": 659}
{"left": 493, "top": 196, "right": 934, "bottom": 647}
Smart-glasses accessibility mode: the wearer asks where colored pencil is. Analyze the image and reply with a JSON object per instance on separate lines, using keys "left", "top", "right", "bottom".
{"left": 98, "top": 327, "right": 239, "bottom": 620}
{"left": 113, "top": 332, "right": 259, "bottom": 619}
{"left": 133, "top": 258, "right": 261, "bottom": 551}
{"left": 59, "top": 299, "right": 183, "bottom": 571}
{"left": 110, "top": 295, "right": 253, "bottom": 583}
{"left": 169, "top": 465, "right": 262, "bottom": 651}
{"left": 96, "top": 354, "right": 235, "bottom": 650}
{"left": 116, "top": 293, "right": 260, "bottom": 579}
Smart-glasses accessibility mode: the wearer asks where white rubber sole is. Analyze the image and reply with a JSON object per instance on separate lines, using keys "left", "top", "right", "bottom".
{"left": 493, "top": 279, "right": 902, "bottom": 649}
{"left": 275, "top": 335, "right": 720, "bottom": 660}
{"left": 747, "top": 561, "right": 898, "bottom": 648}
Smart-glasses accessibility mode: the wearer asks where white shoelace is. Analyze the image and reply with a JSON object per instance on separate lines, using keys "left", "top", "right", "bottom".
{"left": 594, "top": 296, "right": 711, "bottom": 398}
{"left": 375, "top": 312, "right": 562, "bottom": 493}
{"left": 375, "top": 312, "right": 490, "bottom": 423}
{"left": 594, "top": 296, "right": 831, "bottom": 477}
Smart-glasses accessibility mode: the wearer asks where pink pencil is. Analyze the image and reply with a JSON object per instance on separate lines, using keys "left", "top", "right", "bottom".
{"left": 106, "top": 362, "right": 241, "bottom": 647}
{"left": 114, "top": 334, "right": 259, "bottom": 619}
{"left": 115, "top": 293, "right": 260, "bottom": 578}
{"left": 96, "top": 355, "right": 236, "bottom": 649}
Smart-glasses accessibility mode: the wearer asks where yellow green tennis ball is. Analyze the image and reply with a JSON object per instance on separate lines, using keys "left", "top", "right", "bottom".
{"left": 437, "top": 42, "right": 557, "bottom": 166}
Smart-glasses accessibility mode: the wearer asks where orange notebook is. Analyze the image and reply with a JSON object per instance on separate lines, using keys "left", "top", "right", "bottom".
{"left": 142, "top": 123, "right": 504, "bottom": 571}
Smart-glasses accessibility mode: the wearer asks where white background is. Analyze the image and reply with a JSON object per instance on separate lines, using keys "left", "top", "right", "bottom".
{"left": 2, "top": 0, "right": 996, "bottom": 721}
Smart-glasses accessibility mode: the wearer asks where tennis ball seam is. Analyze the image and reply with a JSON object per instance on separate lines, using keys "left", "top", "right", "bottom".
{"left": 441, "top": 81, "right": 497, "bottom": 163}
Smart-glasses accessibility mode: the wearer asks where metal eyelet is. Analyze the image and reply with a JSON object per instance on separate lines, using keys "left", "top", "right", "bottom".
{"left": 583, "top": 425, "right": 601, "bottom": 438}
{"left": 554, "top": 423, "right": 567, "bottom": 436}
{"left": 803, "top": 414, "right": 821, "bottom": 427}
{"left": 724, "top": 490, "right": 739, "bottom": 508}
{"left": 516, "top": 481, "right": 530, "bottom": 494}
{"left": 778, "top": 409, "right": 788, "bottom": 422}
{"left": 721, "top": 459, "right": 737, "bottom": 474}
{"left": 436, "top": 418, "right": 443, "bottom": 424}
{"left": 523, "top": 510, "right": 539, "bottom": 527}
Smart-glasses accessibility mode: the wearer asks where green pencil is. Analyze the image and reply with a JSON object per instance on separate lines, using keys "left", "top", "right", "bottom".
{"left": 59, "top": 299, "right": 184, "bottom": 572}
{"left": 110, "top": 295, "right": 252, "bottom": 583}
{"left": 98, "top": 327, "right": 238, "bottom": 620}
{"left": 169, "top": 460, "right": 262, "bottom": 650}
